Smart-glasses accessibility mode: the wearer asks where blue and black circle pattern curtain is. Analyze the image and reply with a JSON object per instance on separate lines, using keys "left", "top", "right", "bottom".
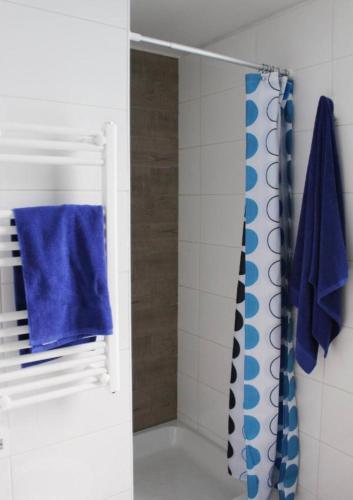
{"left": 228, "top": 72, "right": 299, "bottom": 500}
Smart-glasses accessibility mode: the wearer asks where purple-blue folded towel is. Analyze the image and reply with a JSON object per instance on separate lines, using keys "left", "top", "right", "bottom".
{"left": 13, "top": 205, "right": 113, "bottom": 354}
{"left": 289, "top": 96, "right": 348, "bottom": 373}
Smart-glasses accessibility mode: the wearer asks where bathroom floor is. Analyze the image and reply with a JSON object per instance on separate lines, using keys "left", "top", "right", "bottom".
{"left": 134, "top": 423, "right": 245, "bottom": 500}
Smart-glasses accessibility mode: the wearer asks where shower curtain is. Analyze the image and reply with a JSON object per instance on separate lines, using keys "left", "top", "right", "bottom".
{"left": 228, "top": 72, "right": 299, "bottom": 500}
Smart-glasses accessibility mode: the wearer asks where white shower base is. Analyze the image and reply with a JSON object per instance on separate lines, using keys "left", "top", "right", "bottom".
{"left": 133, "top": 421, "right": 246, "bottom": 500}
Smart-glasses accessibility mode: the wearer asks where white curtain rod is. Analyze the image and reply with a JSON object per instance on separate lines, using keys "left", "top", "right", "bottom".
{"left": 130, "top": 32, "right": 291, "bottom": 77}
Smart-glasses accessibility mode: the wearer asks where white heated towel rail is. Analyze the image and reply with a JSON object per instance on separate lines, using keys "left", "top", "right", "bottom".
{"left": 0, "top": 122, "right": 119, "bottom": 411}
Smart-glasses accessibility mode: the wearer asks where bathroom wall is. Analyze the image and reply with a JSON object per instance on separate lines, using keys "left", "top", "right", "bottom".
{"left": 178, "top": 1, "right": 353, "bottom": 499}
{"left": 0, "top": 1, "right": 132, "bottom": 499}
{"left": 131, "top": 49, "right": 178, "bottom": 431}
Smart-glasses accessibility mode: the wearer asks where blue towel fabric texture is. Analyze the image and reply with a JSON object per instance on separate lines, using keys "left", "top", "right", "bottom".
{"left": 13, "top": 205, "right": 113, "bottom": 357}
{"left": 289, "top": 96, "right": 348, "bottom": 373}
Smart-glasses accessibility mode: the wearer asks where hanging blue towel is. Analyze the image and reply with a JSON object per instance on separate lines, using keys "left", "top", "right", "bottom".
{"left": 289, "top": 96, "right": 348, "bottom": 373}
{"left": 13, "top": 205, "right": 113, "bottom": 353}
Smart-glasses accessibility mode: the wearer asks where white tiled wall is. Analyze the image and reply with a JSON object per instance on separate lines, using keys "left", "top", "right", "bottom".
{"left": 178, "top": 1, "right": 353, "bottom": 499}
{"left": 0, "top": 1, "right": 132, "bottom": 499}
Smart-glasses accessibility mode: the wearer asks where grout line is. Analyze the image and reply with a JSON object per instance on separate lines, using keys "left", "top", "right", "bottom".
{"left": 178, "top": 283, "right": 237, "bottom": 301}
{"left": 8, "top": 418, "right": 132, "bottom": 459}
{"left": 178, "top": 239, "right": 242, "bottom": 251}
{"left": 0, "top": 92, "right": 128, "bottom": 112}
{"left": 178, "top": 328, "right": 232, "bottom": 353}
{"left": 0, "top": 0, "right": 128, "bottom": 30}
{"left": 178, "top": 369, "right": 229, "bottom": 398}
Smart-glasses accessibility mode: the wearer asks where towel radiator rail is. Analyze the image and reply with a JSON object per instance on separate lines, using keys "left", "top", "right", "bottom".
{"left": 0, "top": 121, "right": 120, "bottom": 411}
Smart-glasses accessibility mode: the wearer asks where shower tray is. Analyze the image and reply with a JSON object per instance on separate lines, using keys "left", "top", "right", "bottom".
{"left": 133, "top": 421, "right": 246, "bottom": 500}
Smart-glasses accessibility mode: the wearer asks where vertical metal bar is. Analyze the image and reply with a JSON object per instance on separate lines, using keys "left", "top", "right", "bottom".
{"left": 104, "top": 122, "right": 120, "bottom": 393}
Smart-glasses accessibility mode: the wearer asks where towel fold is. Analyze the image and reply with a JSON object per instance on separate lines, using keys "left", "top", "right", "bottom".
{"left": 13, "top": 204, "right": 113, "bottom": 353}
{"left": 289, "top": 96, "right": 348, "bottom": 373}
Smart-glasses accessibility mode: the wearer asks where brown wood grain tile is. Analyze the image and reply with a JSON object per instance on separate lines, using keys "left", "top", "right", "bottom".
{"left": 131, "top": 50, "right": 178, "bottom": 431}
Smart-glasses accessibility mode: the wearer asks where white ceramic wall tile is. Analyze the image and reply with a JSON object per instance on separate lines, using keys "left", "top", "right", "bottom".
{"left": 178, "top": 241, "right": 200, "bottom": 289}
{"left": 292, "top": 130, "right": 311, "bottom": 194}
{"left": 105, "top": 491, "right": 132, "bottom": 500}
{"left": 294, "top": 63, "right": 332, "bottom": 132}
{"left": 179, "top": 55, "right": 201, "bottom": 102}
{"left": 179, "top": 100, "right": 201, "bottom": 149}
{"left": 321, "top": 385, "right": 353, "bottom": 457}
{"left": 198, "top": 339, "right": 230, "bottom": 393}
{"left": 199, "top": 244, "right": 239, "bottom": 298}
{"left": 0, "top": 414, "right": 11, "bottom": 459}
{"left": 0, "top": 3, "right": 128, "bottom": 108}
{"left": 296, "top": 375, "right": 323, "bottom": 439}
{"left": 201, "top": 88, "right": 244, "bottom": 145}
{"left": 177, "top": 0, "right": 353, "bottom": 485}
{"left": 177, "top": 373, "right": 199, "bottom": 423}
{"left": 295, "top": 487, "right": 317, "bottom": 500}
{"left": 0, "top": 97, "right": 129, "bottom": 192}
{"left": 9, "top": 0, "right": 128, "bottom": 28}
{"left": 178, "top": 286, "right": 199, "bottom": 335}
{"left": 177, "top": 411, "right": 199, "bottom": 432}
{"left": 0, "top": 164, "right": 101, "bottom": 192}
{"left": 256, "top": 0, "right": 332, "bottom": 70}
{"left": 333, "top": 0, "right": 353, "bottom": 59}
{"left": 178, "top": 330, "right": 199, "bottom": 379}
{"left": 199, "top": 292, "right": 235, "bottom": 349}
{"left": 298, "top": 433, "right": 320, "bottom": 494}
{"left": 343, "top": 194, "right": 353, "bottom": 261}
{"left": 201, "top": 141, "right": 245, "bottom": 195}
{"left": 179, "top": 147, "right": 201, "bottom": 195}
{"left": 198, "top": 383, "right": 228, "bottom": 441}
{"left": 318, "top": 443, "right": 353, "bottom": 500}
{"left": 8, "top": 350, "right": 132, "bottom": 454}
{"left": 337, "top": 125, "right": 353, "bottom": 193}
{"left": 200, "top": 194, "right": 243, "bottom": 247}
{"left": 11, "top": 423, "right": 132, "bottom": 500}
{"left": 179, "top": 195, "right": 200, "bottom": 242}
{"left": 324, "top": 326, "right": 353, "bottom": 393}
{"left": 201, "top": 28, "right": 256, "bottom": 96}
{"left": 197, "top": 423, "right": 227, "bottom": 450}
{"left": 333, "top": 56, "right": 353, "bottom": 126}
{"left": 0, "top": 458, "right": 12, "bottom": 500}
{"left": 294, "top": 350, "right": 325, "bottom": 384}
{"left": 342, "top": 263, "right": 353, "bottom": 328}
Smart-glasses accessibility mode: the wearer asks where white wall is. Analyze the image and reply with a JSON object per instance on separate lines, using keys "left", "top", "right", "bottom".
{"left": 178, "top": 1, "right": 353, "bottom": 499}
{"left": 0, "top": 1, "right": 132, "bottom": 500}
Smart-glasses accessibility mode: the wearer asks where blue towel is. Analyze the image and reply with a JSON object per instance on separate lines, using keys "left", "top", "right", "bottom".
{"left": 289, "top": 96, "right": 348, "bottom": 373}
{"left": 13, "top": 205, "right": 113, "bottom": 354}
